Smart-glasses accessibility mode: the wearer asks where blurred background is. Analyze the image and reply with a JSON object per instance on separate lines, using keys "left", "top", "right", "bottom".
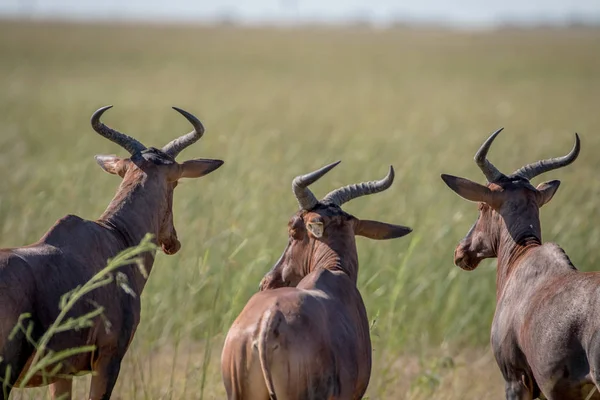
{"left": 1, "top": 1, "right": 599, "bottom": 399}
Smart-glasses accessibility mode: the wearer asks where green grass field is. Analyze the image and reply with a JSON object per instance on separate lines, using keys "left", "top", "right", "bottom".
{"left": 1, "top": 20, "right": 599, "bottom": 399}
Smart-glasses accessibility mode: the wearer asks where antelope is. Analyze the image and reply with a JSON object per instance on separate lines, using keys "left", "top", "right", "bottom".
{"left": 440, "top": 129, "right": 600, "bottom": 399}
{"left": 221, "top": 161, "right": 412, "bottom": 400}
{"left": 0, "top": 106, "right": 223, "bottom": 400}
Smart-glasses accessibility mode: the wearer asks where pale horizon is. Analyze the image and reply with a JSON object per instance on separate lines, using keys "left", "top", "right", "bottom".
{"left": 1, "top": 0, "right": 600, "bottom": 28}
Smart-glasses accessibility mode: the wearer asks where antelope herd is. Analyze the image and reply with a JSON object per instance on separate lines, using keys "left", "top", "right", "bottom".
{"left": 0, "top": 106, "right": 595, "bottom": 400}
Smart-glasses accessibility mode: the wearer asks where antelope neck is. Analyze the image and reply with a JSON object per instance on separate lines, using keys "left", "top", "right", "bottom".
{"left": 495, "top": 224, "right": 542, "bottom": 299}
{"left": 97, "top": 174, "right": 166, "bottom": 267}
{"left": 309, "top": 239, "right": 359, "bottom": 284}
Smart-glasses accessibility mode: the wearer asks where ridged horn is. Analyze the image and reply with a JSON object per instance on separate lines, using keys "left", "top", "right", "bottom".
{"left": 512, "top": 133, "right": 580, "bottom": 180}
{"left": 322, "top": 165, "right": 394, "bottom": 207}
{"left": 474, "top": 128, "right": 507, "bottom": 183}
{"left": 162, "top": 107, "right": 205, "bottom": 158}
{"left": 292, "top": 161, "right": 341, "bottom": 210}
{"left": 91, "top": 106, "right": 147, "bottom": 155}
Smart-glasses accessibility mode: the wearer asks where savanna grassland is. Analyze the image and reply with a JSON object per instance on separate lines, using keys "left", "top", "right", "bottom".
{"left": 1, "top": 20, "right": 600, "bottom": 399}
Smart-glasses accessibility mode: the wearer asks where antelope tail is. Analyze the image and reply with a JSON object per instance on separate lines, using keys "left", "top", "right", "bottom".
{"left": 257, "top": 309, "right": 282, "bottom": 400}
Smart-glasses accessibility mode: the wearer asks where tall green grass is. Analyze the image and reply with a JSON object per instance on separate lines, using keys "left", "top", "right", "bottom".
{"left": 1, "top": 20, "right": 599, "bottom": 398}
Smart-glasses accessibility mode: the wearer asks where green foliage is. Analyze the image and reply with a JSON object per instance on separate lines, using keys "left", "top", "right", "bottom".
{"left": 1, "top": 21, "right": 599, "bottom": 398}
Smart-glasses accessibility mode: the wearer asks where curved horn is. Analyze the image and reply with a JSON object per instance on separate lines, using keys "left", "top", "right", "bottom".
{"left": 474, "top": 128, "right": 507, "bottom": 183}
{"left": 292, "top": 161, "right": 341, "bottom": 210}
{"left": 512, "top": 133, "right": 580, "bottom": 180}
{"left": 322, "top": 165, "right": 395, "bottom": 207}
{"left": 91, "top": 106, "right": 147, "bottom": 155}
{"left": 162, "top": 107, "right": 205, "bottom": 158}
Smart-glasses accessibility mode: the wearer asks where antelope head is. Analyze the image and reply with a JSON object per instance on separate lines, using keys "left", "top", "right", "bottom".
{"left": 259, "top": 161, "right": 412, "bottom": 290}
{"left": 92, "top": 106, "right": 224, "bottom": 254}
{"left": 441, "top": 128, "right": 580, "bottom": 271}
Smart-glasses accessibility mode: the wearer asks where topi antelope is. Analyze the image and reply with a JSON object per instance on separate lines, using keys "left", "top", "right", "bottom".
{"left": 0, "top": 106, "right": 223, "bottom": 400}
{"left": 440, "top": 129, "right": 600, "bottom": 399}
{"left": 221, "top": 161, "right": 412, "bottom": 400}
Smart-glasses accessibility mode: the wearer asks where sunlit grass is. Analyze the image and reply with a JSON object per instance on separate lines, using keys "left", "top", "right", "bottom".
{"left": 1, "top": 20, "right": 599, "bottom": 398}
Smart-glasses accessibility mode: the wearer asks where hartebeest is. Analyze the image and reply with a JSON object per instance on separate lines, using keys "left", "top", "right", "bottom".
{"left": 440, "top": 129, "right": 600, "bottom": 399}
{"left": 0, "top": 106, "right": 223, "bottom": 400}
{"left": 221, "top": 161, "right": 412, "bottom": 400}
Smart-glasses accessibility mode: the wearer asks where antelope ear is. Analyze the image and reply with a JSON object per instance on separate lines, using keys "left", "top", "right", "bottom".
{"left": 179, "top": 158, "right": 224, "bottom": 179}
{"left": 354, "top": 219, "right": 412, "bottom": 240}
{"left": 536, "top": 180, "right": 560, "bottom": 207}
{"left": 95, "top": 155, "right": 127, "bottom": 177}
{"left": 441, "top": 174, "right": 500, "bottom": 206}
{"left": 307, "top": 221, "right": 324, "bottom": 238}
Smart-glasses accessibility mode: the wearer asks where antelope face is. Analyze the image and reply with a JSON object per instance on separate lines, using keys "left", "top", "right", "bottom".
{"left": 447, "top": 178, "right": 559, "bottom": 270}
{"left": 441, "top": 128, "right": 579, "bottom": 271}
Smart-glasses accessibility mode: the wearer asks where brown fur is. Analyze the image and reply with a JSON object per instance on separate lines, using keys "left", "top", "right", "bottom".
{"left": 221, "top": 202, "right": 411, "bottom": 400}
{"left": 442, "top": 173, "right": 600, "bottom": 400}
{"left": 0, "top": 146, "right": 223, "bottom": 400}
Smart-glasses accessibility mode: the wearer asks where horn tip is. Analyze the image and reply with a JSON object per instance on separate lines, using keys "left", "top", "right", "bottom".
{"left": 172, "top": 106, "right": 205, "bottom": 134}
{"left": 96, "top": 105, "right": 113, "bottom": 112}
{"left": 91, "top": 105, "right": 113, "bottom": 124}
{"left": 172, "top": 106, "right": 189, "bottom": 117}
{"left": 386, "top": 164, "right": 395, "bottom": 179}
{"left": 572, "top": 132, "right": 581, "bottom": 154}
{"left": 322, "top": 160, "right": 341, "bottom": 172}
{"left": 171, "top": 106, "right": 187, "bottom": 115}
{"left": 172, "top": 106, "right": 195, "bottom": 118}
{"left": 490, "top": 127, "right": 504, "bottom": 138}
{"left": 385, "top": 165, "right": 395, "bottom": 186}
